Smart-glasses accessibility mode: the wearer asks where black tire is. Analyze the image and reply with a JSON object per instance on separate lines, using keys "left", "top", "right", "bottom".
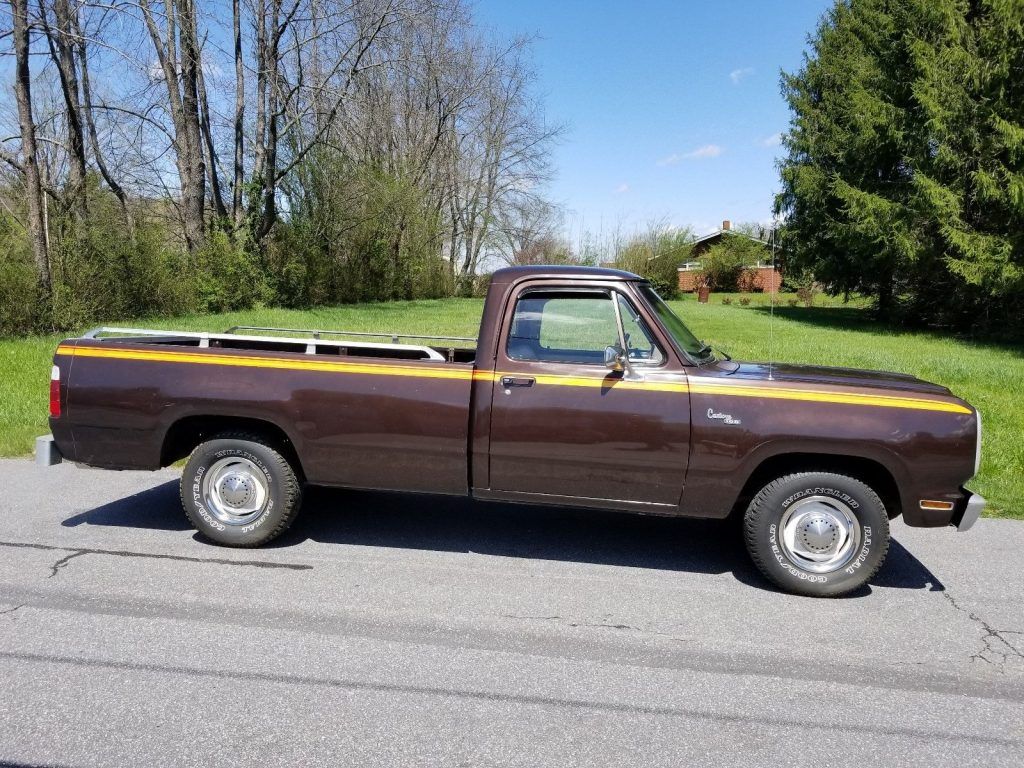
{"left": 743, "top": 472, "right": 890, "bottom": 597}
{"left": 180, "top": 432, "right": 302, "bottom": 547}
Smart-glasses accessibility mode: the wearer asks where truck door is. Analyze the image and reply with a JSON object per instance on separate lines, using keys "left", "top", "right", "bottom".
{"left": 485, "top": 282, "right": 691, "bottom": 508}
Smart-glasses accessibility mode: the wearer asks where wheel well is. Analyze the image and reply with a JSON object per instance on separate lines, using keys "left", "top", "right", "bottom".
{"left": 731, "top": 453, "right": 902, "bottom": 520}
{"left": 161, "top": 415, "right": 304, "bottom": 479}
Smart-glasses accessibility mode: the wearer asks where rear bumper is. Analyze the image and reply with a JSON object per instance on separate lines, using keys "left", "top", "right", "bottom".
{"left": 35, "top": 434, "right": 63, "bottom": 467}
{"left": 952, "top": 491, "right": 986, "bottom": 532}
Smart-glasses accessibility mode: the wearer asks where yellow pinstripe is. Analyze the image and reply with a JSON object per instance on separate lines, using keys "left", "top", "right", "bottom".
{"left": 56, "top": 344, "right": 971, "bottom": 414}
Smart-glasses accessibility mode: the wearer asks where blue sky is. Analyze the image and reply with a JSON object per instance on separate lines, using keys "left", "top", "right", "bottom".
{"left": 474, "top": 0, "right": 832, "bottom": 240}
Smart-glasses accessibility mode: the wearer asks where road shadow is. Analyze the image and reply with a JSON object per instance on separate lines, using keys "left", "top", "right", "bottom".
{"left": 61, "top": 481, "right": 946, "bottom": 595}
{"left": 62, "top": 481, "right": 193, "bottom": 532}
{"left": 871, "top": 538, "right": 945, "bottom": 592}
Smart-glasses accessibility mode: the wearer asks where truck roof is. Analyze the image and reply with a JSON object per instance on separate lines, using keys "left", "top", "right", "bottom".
{"left": 490, "top": 265, "right": 643, "bottom": 284}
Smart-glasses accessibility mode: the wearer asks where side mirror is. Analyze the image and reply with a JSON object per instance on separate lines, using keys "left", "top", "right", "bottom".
{"left": 604, "top": 344, "right": 626, "bottom": 372}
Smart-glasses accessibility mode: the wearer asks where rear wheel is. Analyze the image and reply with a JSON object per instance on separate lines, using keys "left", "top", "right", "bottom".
{"left": 743, "top": 472, "right": 890, "bottom": 597}
{"left": 180, "top": 433, "right": 302, "bottom": 547}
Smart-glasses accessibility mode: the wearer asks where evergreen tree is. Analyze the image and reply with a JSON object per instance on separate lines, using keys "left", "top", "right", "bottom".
{"left": 777, "top": 0, "right": 1024, "bottom": 334}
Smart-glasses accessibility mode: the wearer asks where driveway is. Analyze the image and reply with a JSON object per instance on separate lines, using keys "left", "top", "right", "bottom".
{"left": 0, "top": 458, "right": 1022, "bottom": 767}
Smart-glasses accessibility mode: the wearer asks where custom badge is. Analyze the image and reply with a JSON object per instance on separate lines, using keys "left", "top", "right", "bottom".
{"left": 707, "top": 407, "right": 741, "bottom": 425}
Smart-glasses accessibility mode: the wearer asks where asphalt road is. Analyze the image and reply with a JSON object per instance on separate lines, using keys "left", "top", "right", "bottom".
{"left": 0, "top": 458, "right": 1022, "bottom": 767}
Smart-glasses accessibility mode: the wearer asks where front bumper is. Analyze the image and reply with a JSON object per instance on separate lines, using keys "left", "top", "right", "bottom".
{"left": 952, "top": 491, "right": 986, "bottom": 532}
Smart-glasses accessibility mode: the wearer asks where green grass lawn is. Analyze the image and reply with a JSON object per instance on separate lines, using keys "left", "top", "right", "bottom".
{"left": 2, "top": 293, "right": 1020, "bottom": 518}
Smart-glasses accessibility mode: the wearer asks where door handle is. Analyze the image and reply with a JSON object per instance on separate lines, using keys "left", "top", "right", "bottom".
{"left": 501, "top": 376, "right": 535, "bottom": 388}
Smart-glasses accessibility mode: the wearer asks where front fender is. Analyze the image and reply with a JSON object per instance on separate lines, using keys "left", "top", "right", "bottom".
{"left": 680, "top": 389, "right": 976, "bottom": 521}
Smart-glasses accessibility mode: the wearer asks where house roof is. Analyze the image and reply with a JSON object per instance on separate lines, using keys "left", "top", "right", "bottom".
{"left": 691, "top": 227, "right": 773, "bottom": 247}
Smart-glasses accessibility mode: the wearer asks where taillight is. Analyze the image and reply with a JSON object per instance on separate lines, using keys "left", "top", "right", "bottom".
{"left": 49, "top": 365, "right": 61, "bottom": 418}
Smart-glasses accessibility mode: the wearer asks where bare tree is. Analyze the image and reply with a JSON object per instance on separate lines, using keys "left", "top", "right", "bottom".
{"left": 139, "top": 0, "right": 208, "bottom": 253}
{"left": 232, "top": 0, "right": 245, "bottom": 226}
{"left": 0, "top": 0, "right": 562, "bottom": 327}
{"left": 194, "top": 30, "right": 228, "bottom": 221}
{"left": 40, "top": 0, "right": 87, "bottom": 219}
{"left": 494, "top": 197, "right": 567, "bottom": 266}
{"left": 451, "top": 37, "right": 559, "bottom": 292}
{"left": 7, "top": 0, "right": 51, "bottom": 293}
{"left": 73, "top": 6, "right": 133, "bottom": 233}
{"left": 249, "top": 0, "right": 403, "bottom": 248}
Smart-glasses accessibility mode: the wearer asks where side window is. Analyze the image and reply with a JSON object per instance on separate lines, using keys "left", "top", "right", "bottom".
{"left": 507, "top": 293, "right": 619, "bottom": 364}
{"left": 617, "top": 294, "right": 664, "bottom": 365}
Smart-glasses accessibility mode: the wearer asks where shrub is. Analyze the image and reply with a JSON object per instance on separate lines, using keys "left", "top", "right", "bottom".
{"left": 274, "top": 155, "right": 453, "bottom": 305}
{"left": 614, "top": 229, "right": 691, "bottom": 298}
{"left": 721, "top": 296, "right": 733, "bottom": 305}
{"left": 1, "top": 183, "right": 203, "bottom": 335}
{"left": 738, "top": 295, "right": 751, "bottom": 306}
{"left": 737, "top": 268, "right": 760, "bottom": 292}
{"left": 787, "top": 268, "right": 819, "bottom": 308}
{"left": 787, "top": 297, "right": 799, "bottom": 307}
{"left": 0, "top": 226, "right": 41, "bottom": 335}
{"left": 194, "top": 230, "right": 272, "bottom": 313}
{"left": 699, "top": 244, "right": 747, "bottom": 291}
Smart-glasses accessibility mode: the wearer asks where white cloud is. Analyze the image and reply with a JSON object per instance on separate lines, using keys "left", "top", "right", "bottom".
{"left": 730, "top": 67, "right": 754, "bottom": 84}
{"left": 684, "top": 144, "right": 723, "bottom": 159}
{"left": 614, "top": 183, "right": 630, "bottom": 194}
{"left": 760, "top": 132, "right": 783, "bottom": 147}
{"left": 657, "top": 144, "right": 724, "bottom": 166}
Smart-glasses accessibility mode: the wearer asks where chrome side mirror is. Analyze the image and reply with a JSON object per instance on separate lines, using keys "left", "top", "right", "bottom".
{"left": 604, "top": 344, "right": 626, "bottom": 372}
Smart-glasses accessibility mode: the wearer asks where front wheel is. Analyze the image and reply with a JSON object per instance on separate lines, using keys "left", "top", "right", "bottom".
{"left": 180, "top": 433, "right": 302, "bottom": 547}
{"left": 743, "top": 472, "right": 890, "bottom": 597}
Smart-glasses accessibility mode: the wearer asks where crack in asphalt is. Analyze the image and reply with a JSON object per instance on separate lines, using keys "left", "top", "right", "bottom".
{"left": 942, "top": 592, "right": 1024, "bottom": 670}
{"left": 0, "top": 603, "right": 26, "bottom": 616}
{"left": 48, "top": 551, "right": 87, "bottom": 578}
{"left": 0, "top": 540, "right": 313, "bottom": 578}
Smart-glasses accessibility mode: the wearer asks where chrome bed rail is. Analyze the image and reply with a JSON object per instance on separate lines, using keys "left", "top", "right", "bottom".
{"left": 81, "top": 326, "right": 451, "bottom": 362}
{"left": 225, "top": 325, "right": 477, "bottom": 345}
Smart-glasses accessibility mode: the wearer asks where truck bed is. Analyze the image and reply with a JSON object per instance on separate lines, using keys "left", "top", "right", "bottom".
{"left": 52, "top": 326, "right": 480, "bottom": 495}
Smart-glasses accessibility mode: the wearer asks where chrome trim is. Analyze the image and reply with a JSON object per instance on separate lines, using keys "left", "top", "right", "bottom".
{"left": 81, "top": 326, "right": 448, "bottom": 362}
{"left": 225, "top": 325, "right": 477, "bottom": 344}
{"left": 778, "top": 495, "right": 862, "bottom": 574}
{"left": 201, "top": 457, "right": 270, "bottom": 526}
{"left": 974, "top": 409, "right": 983, "bottom": 478}
{"left": 35, "top": 435, "right": 62, "bottom": 467}
{"left": 957, "top": 493, "right": 986, "bottom": 532}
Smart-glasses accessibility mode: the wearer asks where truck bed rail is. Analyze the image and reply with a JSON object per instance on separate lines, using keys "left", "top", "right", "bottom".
{"left": 224, "top": 325, "right": 477, "bottom": 345}
{"left": 80, "top": 326, "right": 460, "bottom": 362}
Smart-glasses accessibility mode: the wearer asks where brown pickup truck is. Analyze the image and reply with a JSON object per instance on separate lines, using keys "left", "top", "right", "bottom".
{"left": 44, "top": 265, "right": 984, "bottom": 596}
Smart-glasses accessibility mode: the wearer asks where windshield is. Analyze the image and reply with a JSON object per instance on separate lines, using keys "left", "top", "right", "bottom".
{"left": 639, "top": 284, "right": 715, "bottom": 362}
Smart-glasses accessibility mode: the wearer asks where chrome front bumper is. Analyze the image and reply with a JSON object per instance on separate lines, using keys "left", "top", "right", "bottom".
{"left": 955, "top": 492, "right": 986, "bottom": 532}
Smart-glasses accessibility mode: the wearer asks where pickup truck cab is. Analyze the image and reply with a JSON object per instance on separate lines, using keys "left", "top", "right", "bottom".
{"left": 46, "top": 266, "right": 984, "bottom": 596}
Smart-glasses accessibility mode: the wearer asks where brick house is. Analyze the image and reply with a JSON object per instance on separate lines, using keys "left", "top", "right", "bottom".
{"left": 677, "top": 220, "right": 782, "bottom": 293}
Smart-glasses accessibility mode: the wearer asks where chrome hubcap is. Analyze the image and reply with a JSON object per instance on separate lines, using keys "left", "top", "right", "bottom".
{"left": 202, "top": 457, "right": 269, "bottom": 525}
{"left": 779, "top": 496, "right": 861, "bottom": 574}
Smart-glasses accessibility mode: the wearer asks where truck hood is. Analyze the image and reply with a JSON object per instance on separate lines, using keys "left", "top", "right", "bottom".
{"left": 723, "top": 361, "right": 953, "bottom": 397}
